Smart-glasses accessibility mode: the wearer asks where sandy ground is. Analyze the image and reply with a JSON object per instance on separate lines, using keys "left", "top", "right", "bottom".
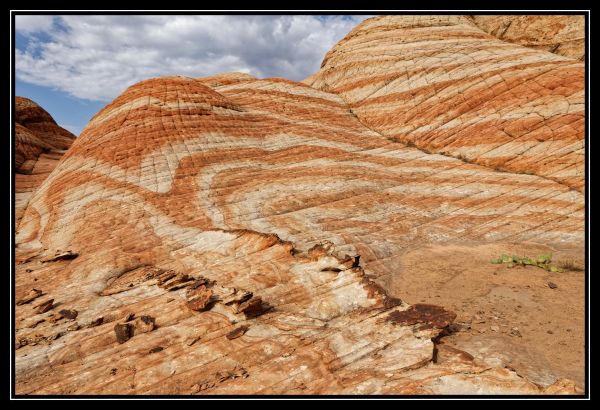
{"left": 382, "top": 241, "right": 586, "bottom": 388}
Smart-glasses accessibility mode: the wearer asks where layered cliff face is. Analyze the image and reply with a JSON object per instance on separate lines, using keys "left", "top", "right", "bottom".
{"left": 14, "top": 15, "right": 585, "bottom": 395}
{"left": 15, "top": 97, "right": 76, "bottom": 225}
{"left": 305, "top": 15, "right": 585, "bottom": 192}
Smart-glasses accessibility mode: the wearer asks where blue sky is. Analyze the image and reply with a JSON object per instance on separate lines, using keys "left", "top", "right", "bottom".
{"left": 15, "top": 15, "right": 371, "bottom": 135}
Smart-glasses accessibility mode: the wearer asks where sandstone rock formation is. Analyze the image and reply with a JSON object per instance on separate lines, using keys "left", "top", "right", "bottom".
{"left": 15, "top": 97, "right": 76, "bottom": 225}
{"left": 471, "top": 15, "right": 585, "bottom": 61}
{"left": 305, "top": 15, "right": 585, "bottom": 192}
{"left": 14, "top": 15, "right": 585, "bottom": 395}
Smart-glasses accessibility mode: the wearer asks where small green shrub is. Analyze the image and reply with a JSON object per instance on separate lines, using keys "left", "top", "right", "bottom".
{"left": 490, "top": 253, "right": 564, "bottom": 272}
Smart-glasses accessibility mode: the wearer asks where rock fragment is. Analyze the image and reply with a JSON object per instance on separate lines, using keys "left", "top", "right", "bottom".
{"left": 34, "top": 299, "right": 54, "bottom": 314}
{"left": 386, "top": 304, "right": 456, "bottom": 329}
{"left": 59, "top": 309, "right": 78, "bottom": 320}
{"left": 215, "top": 286, "right": 253, "bottom": 306}
{"left": 132, "top": 315, "right": 156, "bottom": 335}
{"left": 186, "top": 285, "right": 213, "bottom": 311}
{"left": 114, "top": 323, "right": 133, "bottom": 344}
{"left": 16, "top": 289, "right": 43, "bottom": 305}
{"left": 156, "top": 270, "right": 195, "bottom": 291}
{"left": 226, "top": 325, "right": 249, "bottom": 340}
{"left": 237, "top": 296, "right": 270, "bottom": 319}
{"left": 67, "top": 323, "right": 79, "bottom": 332}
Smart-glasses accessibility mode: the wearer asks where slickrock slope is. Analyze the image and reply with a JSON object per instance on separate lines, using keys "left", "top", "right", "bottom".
{"left": 14, "top": 73, "right": 584, "bottom": 395}
{"left": 471, "top": 15, "right": 585, "bottom": 61}
{"left": 15, "top": 97, "right": 76, "bottom": 225}
{"left": 305, "top": 15, "right": 585, "bottom": 192}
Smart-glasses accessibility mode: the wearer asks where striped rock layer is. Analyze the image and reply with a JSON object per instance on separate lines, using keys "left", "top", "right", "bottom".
{"left": 15, "top": 97, "right": 76, "bottom": 225}
{"left": 471, "top": 15, "right": 585, "bottom": 61}
{"left": 305, "top": 15, "right": 585, "bottom": 192}
{"left": 15, "top": 15, "right": 585, "bottom": 395}
{"left": 14, "top": 73, "right": 583, "bottom": 395}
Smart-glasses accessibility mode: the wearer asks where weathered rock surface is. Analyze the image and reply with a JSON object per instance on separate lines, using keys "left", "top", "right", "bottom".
{"left": 305, "top": 15, "right": 585, "bottom": 192}
{"left": 471, "top": 15, "right": 585, "bottom": 61}
{"left": 15, "top": 97, "right": 76, "bottom": 225}
{"left": 14, "top": 15, "right": 584, "bottom": 395}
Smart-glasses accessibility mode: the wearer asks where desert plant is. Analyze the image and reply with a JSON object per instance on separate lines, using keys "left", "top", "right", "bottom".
{"left": 490, "top": 253, "right": 564, "bottom": 272}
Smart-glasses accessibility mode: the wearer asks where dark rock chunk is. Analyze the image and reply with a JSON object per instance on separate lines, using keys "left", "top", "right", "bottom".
{"left": 226, "top": 325, "right": 249, "bottom": 340}
{"left": 386, "top": 304, "right": 456, "bottom": 330}
{"left": 59, "top": 309, "right": 78, "bottom": 320}
{"left": 237, "top": 296, "right": 270, "bottom": 319}
{"left": 140, "top": 315, "right": 154, "bottom": 325}
{"left": 114, "top": 323, "right": 133, "bottom": 344}
{"left": 186, "top": 285, "right": 213, "bottom": 311}
{"left": 34, "top": 299, "right": 54, "bottom": 314}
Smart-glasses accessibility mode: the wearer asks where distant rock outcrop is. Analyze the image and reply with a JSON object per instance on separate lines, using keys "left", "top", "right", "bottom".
{"left": 14, "top": 15, "right": 585, "bottom": 395}
{"left": 15, "top": 97, "right": 76, "bottom": 225}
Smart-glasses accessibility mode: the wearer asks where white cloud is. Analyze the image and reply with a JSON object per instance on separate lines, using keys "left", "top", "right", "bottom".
{"left": 15, "top": 15, "right": 371, "bottom": 102}
{"left": 15, "top": 15, "right": 55, "bottom": 33}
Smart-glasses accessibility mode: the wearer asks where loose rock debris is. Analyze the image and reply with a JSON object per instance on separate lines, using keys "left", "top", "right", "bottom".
{"left": 114, "top": 323, "right": 133, "bottom": 344}
{"left": 226, "top": 325, "right": 249, "bottom": 340}
{"left": 186, "top": 285, "right": 213, "bottom": 311}
{"left": 34, "top": 299, "right": 54, "bottom": 314}
{"left": 17, "top": 289, "right": 43, "bottom": 305}
{"left": 59, "top": 309, "right": 78, "bottom": 320}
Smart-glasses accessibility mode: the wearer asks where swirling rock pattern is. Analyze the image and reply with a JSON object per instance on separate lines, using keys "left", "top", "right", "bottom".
{"left": 306, "top": 15, "right": 585, "bottom": 192}
{"left": 15, "top": 97, "right": 76, "bottom": 225}
{"left": 14, "top": 15, "right": 584, "bottom": 395}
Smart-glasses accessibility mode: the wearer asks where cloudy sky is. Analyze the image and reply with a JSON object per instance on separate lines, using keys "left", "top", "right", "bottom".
{"left": 15, "top": 14, "right": 371, "bottom": 135}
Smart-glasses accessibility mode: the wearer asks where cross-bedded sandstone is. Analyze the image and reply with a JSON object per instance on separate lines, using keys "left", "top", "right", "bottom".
{"left": 306, "top": 15, "right": 584, "bottom": 192}
{"left": 15, "top": 97, "right": 76, "bottom": 225}
{"left": 14, "top": 15, "right": 585, "bottom": 395}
